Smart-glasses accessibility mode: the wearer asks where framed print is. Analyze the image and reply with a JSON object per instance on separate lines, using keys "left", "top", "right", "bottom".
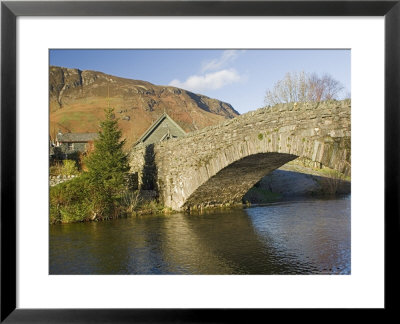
{"left": 1, "top": 0, "right": 399, "bottom": 322}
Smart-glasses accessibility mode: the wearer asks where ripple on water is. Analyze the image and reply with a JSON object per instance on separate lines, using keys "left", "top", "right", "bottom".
{"left": 245, "top": 197, "right": 351, "bottom": 274}
{"left": 50, "top": 196, "right": 351, "bottom": 275}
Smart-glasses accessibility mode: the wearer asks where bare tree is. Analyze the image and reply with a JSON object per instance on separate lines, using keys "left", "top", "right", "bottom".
{"left": 307, "top": 73, "right": 325, "bottom": 102}
{"left": 321, "top": 74, "right": 344, "bottom": 100}
{"left": 265, "top": 71, "right": 308, "bottom": 105}
{"left": 265, "top": 71, "right": 345, "bottom": 106}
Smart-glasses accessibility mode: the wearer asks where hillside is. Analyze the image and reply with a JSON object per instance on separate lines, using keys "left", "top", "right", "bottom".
{"left": 49, "top": 66, "right": 239, "bottom": 149}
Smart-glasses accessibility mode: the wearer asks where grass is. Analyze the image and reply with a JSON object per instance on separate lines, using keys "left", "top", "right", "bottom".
{"left": 318, "top": 167, "right": 351, "bottom": 182}
{"left": 285, "top": 158, "right": 351, "bottom": 181}
{"left": 50, "top": 160, "right": 80, "bottom": 177}
{"left": 130, "top": 199, "right": 169, "bottom": 216}
{"left": 58, "top": 111, "right": 100, "bottom": 130}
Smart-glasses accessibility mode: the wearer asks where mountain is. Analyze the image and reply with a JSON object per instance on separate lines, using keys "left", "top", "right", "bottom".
{"left": 49, "top": 66, "right": 239, "bottom": 149}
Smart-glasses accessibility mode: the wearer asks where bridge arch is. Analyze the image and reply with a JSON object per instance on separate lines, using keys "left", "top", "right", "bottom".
{"left": 183, "top": 152, "right": 297, "bottom": 210}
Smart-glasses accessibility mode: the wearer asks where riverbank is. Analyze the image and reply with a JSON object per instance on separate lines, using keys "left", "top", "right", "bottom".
{"left": 50, "top": 161, "right": 350, "bottom": 223}
{"left": 243, "top": 161, "right": 350, "bottom": 204}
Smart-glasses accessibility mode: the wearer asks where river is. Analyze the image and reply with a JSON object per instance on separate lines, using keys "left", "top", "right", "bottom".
{"left": 50, "top": 196, "right": 350, "bottom": 275}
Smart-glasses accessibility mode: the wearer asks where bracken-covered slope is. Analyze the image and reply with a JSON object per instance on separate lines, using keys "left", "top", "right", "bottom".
{"left": 49, "top": 66, "right": 239, "bottom": 149}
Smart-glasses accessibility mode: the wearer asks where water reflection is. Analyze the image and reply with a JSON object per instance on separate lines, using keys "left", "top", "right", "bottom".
{"left": 246, "top": 197, "right": 351, "bottom": 274}
{"left": 50, "top": 196, "right": 350, "bottom": 275}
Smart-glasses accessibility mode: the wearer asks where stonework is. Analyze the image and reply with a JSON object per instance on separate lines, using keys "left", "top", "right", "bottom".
{"left": 49, "top": 175, "right": 77, "bottom": 187}
{"left": 130, "top": 100, "right": 351, "bottom": 211}
{"left": 55, "top": 132, "right": 98, "bottom": 154}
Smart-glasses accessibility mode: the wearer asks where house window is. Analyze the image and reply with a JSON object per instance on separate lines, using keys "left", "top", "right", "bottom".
{"left": 68, "top": 143, "right": 74, "bottom": 150}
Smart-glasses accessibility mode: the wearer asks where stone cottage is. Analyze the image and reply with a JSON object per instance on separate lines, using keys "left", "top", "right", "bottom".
{"left": 55, "top": 131, "right": 98, "bottom": 154}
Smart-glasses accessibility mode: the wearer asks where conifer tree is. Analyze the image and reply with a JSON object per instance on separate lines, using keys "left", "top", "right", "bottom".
{"left": 84, "top": 108, "right": 130, "bottom": 217}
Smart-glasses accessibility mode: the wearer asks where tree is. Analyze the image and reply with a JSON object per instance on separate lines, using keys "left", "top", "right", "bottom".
{"left": 264, "top": 71, "right": 344, "bottom": 106}
{"left": 84, "top": 108, "right": 130, "bottom": 218}
{"left": 265, "top": 71, "right": 307, "bottom": 105}
{"left": 307, "top": 73, "right": 344, "bottom": 102}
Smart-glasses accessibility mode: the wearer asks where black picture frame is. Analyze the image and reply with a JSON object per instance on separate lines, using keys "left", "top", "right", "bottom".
{"left": 1, "top": 0, "right": 399, "bottom": 322}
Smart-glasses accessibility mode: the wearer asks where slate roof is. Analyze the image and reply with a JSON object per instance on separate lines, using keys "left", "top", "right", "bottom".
{"left": 57, "top": 132, "right": 98, "bottom": 143}
{"left": 135, "top": 113, "right": 186, "bottom": 145}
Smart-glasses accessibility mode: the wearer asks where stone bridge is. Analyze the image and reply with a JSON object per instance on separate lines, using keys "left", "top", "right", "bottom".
{"left": 130, "top": 100, "right": 351, "bottom": 211}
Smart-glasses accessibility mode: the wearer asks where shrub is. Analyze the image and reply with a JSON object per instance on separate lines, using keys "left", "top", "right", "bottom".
{"left": 139, "top": 199, "right": 164, "bottom": 214}
{"left": 50, "top": 160, "right": 79, "bottom": 177}
{"left": 61, "top": 160, "right": 79, "bottom": 176}
{"left": 121, "top": 190, "right": 142, "bottom": 213}
{"left": 49, "top": 163, "right": 63, "bottom": 177}
{"left": 49, "top": 176, "right": 91, "bottom": 223}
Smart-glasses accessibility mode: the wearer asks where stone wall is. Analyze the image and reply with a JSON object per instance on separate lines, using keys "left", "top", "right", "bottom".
{"left": 130, "top": 100, "right": 351, "bottom": 211}
{"left": 49, "top": 174, "right": 77, "bottom": 187}
{"left": 57, "top": 142, "right": 90, "bottom": 154}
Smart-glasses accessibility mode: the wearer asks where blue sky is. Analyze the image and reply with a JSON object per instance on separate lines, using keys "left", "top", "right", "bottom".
{"left": 50, "top": 49, "right": 350, "bottom": 114}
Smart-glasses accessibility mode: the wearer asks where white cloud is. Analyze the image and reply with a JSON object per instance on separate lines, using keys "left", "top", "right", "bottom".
{"left": 201, "top": 50, "right": 243, "bottom": 73}
{"left": 169, "top": 69, "right": 241, "bottom": 93}
{"left": 169, "top": 50, "right": 245, "bottom": 93}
